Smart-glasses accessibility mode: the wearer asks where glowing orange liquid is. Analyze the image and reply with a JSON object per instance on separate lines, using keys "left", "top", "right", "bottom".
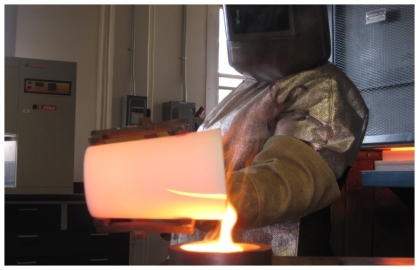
{"left": 180, "top": 202, "right": 257, "bottom": 253}
{"left": 180, "top": 241, "right": 259, "bottom": 253}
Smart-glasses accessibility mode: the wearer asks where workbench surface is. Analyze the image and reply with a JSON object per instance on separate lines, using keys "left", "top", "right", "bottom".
{"left": 272, "top": 256, "right": 414, "bottom": 265}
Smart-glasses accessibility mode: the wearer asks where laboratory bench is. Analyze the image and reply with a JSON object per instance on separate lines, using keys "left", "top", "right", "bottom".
{"left": 4, "top": 184, "right": 130, "bottom": 265}
{"left": 4, "top": 183, "right": 171, "bottom": 265}
{"left": 5, "top": 150, "right": 415, "bottom": 265}
{"left": 330, "top": 149, "right": 414, "bottom": 258}
{"left": 271, "top": 256, "right": 414, "bottom": 265}
{"left": 5, "top": 187, "right": 414, "bottom": 267}
{"left": 158, "top": 256, "right": 414, "bottom": 265}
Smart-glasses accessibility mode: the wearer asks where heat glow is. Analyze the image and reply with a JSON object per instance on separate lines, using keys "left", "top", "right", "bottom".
{"left": 180, "top": 202, "right": 257, "bottom": 253}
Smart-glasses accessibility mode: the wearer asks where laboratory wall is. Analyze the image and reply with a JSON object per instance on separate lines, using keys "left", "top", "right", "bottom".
{"left": 5, "top": 5, "right": 210, "bottom": 183}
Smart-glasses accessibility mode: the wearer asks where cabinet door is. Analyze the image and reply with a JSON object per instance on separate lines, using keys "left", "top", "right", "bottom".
{"left": 5, "top": 231, "right": 65, "bottom": 258}
{"left": 67, "top": 203, "right": 96, "bottom": 231}
{"left": 61, "top": 231, "right": 130, "bottom": 257}
{"left": 66, "top": 203, "right": 130, "bottom": 263}
{"left": 5, "top": 203, "right": 61, "bottom": 233}
{"left": 5, "top": 201, "right": 130, "bottom": 265}
{"left": 56, "top": 253, "right": 129, "bottom": 265}
{"left": 5, "top": 254, "right": 129, "bottom": 265}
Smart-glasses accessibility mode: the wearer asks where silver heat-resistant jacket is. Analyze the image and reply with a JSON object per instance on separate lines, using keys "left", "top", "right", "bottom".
{"left": 171, "top": 62, "right": 369, "bottom": 256}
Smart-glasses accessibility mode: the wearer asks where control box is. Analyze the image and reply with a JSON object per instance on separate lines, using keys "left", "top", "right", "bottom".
{"left": 162, "top": 101, "right": 195, "bottom": 132}
{"left": 121, "top": 95, "right": 148, "bottom": 127}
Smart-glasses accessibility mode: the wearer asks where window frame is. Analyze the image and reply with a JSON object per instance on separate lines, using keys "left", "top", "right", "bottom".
{"left": 205, "top": 5, "right": 220, "bottom": 116}
{"left": 205, "top": 5, "right": 245, "bottom": 115}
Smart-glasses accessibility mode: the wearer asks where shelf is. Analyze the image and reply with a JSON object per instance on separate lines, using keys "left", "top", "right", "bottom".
{"left": 361, "top": 171, "right": 414, "bottom": 188}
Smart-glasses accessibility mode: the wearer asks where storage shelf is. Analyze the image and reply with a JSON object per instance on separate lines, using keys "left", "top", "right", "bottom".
{"left": 361, "top": 171, "right": 414, "bottom": 188}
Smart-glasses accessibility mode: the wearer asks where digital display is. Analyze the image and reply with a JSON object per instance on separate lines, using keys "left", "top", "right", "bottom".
{"left": 24, "top": 79, "right": 71, "bottom": 95}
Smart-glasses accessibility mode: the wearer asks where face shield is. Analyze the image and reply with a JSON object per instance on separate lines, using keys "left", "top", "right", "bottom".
{"left": 223, "top": 5, "right": 331, "bottom": 83}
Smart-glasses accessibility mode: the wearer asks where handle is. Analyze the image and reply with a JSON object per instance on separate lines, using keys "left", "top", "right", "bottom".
{"left": 91, "top": 233, "right": 109, "bottom": 236}
{"left": 17, "top": 261, "right": 37, "bottom": 265}
{"left": 18, "top": 234, "right": 38, "bottom": 238}
{"left": 89, "top": 258, "right": 108, "bottom": 262}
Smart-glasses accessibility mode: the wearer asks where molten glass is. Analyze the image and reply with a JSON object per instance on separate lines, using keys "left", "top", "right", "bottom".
{"left": 180, "top": 202, "right": 258, "bottom": 253}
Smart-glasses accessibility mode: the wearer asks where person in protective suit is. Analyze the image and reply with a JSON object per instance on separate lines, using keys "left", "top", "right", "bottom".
{"left": 171, "top": 5, "right": 369, "bottom": 256}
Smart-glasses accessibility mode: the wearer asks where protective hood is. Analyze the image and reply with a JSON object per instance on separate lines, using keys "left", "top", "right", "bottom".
{"left": 224, "top": 5, "right": 331, "bottom": 82}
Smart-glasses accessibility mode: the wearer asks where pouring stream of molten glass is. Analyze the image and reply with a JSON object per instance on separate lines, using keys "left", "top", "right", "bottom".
{"left": 180, "top": 202, "right": 244, "bottom": 252}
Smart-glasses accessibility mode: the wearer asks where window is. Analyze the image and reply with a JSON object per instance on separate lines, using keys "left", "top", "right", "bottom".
{"left": 205, "top": 5, "right": 245, "bottom": 114}
{"left": 217, "top": 7, "right": 245, "bottom": 102}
